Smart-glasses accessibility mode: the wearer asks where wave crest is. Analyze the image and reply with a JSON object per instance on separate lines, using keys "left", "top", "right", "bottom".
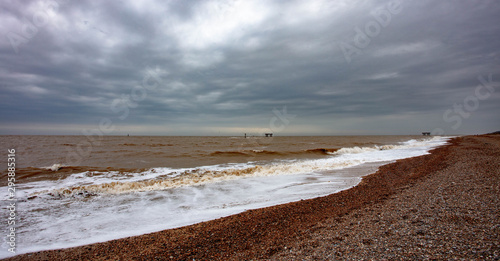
{"left": 31, "top": 159, "right": 361, "bottom": 199}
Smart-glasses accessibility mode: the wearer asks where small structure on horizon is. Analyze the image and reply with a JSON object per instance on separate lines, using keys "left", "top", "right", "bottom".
{"left": 265, "top": 133, "right": 273, "bottom": 137}
{"left": 422, "top": 132, "right": 431, "bottom": 136}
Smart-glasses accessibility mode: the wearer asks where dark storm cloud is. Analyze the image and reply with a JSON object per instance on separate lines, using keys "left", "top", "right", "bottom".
{"left": 0, "top": 0, "right": 499, "bottom": 135}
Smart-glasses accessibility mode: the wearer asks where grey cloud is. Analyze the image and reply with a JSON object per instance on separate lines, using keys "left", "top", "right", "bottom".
{"left": 0, "top": 0, "right": 499, "bottom": 135}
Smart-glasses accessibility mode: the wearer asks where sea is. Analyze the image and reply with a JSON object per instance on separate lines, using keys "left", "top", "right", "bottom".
{"left": 0, "top": 135, "right": 451, "bottom": 257}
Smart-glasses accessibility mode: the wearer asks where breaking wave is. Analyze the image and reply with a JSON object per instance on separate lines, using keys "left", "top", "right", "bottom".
{"left": 331, "top": 137, "right": 442, "bottom": 155}
{"left": 42, "top": 164, "right": 66, "bottom": 171}
{"left": 31, "top": 158, "right": 361, "bottom": 199}
{"left": 26, "top": 136, "right": 449, "bottom": 200}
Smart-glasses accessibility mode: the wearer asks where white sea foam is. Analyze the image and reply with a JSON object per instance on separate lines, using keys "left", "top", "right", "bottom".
{"left": 331, "top": 136, "right": 444, "bottom": 155}
{"left": 0, "top": 136, "right": 451, "bottom": 258}
{"left": 42, "top": 163, "right": 65, "bottom": 171}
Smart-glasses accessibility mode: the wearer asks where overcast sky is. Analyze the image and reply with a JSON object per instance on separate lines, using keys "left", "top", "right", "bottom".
{"left": 1, "top": 0, "right": 499, "bottom": 136}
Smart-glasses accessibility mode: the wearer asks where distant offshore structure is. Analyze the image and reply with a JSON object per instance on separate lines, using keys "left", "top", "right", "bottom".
{"left": 422, "top": 132, "right": 431, "bottom": 136}
{"left": 243, "top": 133, "right": 273, "bottom": 138}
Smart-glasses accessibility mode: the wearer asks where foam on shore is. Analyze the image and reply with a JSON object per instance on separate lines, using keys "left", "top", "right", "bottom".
{"left": 0, "top": 136, "right": 450, "bottom": 258}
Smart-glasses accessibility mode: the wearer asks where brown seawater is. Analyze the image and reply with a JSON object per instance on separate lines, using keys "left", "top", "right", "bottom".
{"left": 2, "top": 135, "right": 422, "bottom": 174}
{"left": 0, "top": 135, "right": 450, "bottom": 257}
